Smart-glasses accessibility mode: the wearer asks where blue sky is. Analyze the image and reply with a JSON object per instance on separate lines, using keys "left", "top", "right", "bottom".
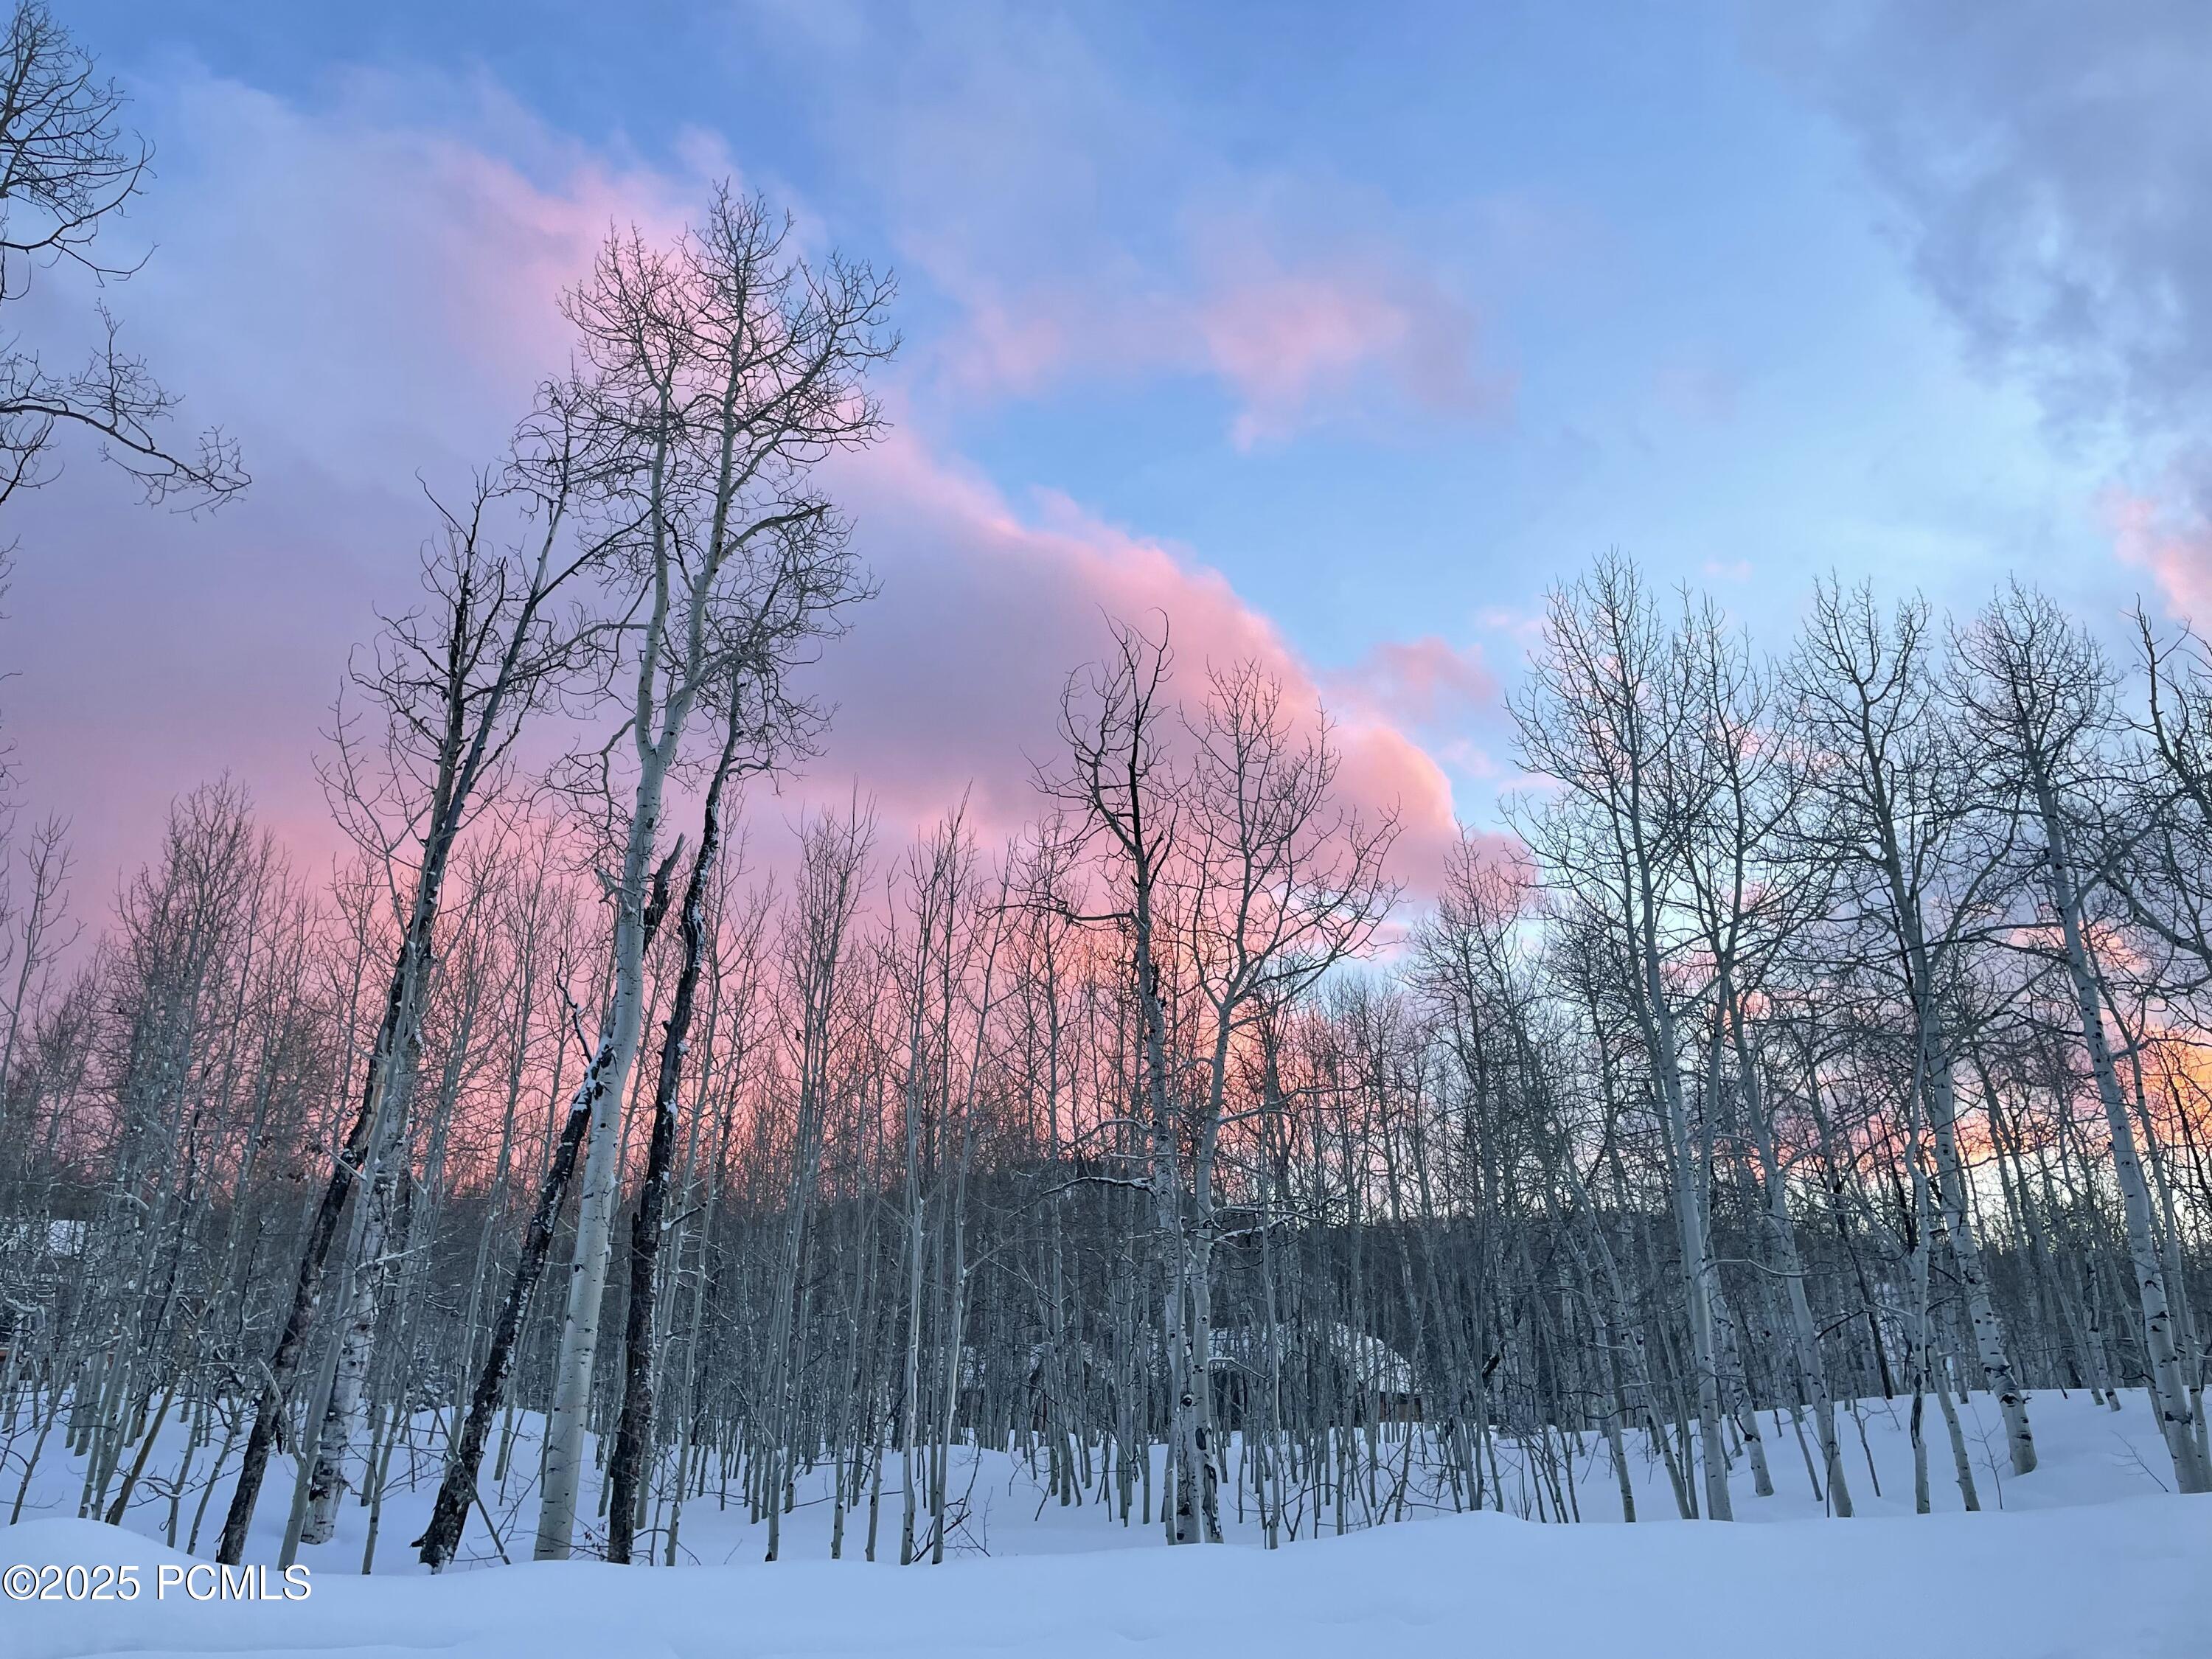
{"left": 10, "top": 0, "right": 2205, "bottom": 891}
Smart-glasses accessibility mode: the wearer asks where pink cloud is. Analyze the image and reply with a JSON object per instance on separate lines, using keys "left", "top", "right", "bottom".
{"left": 936, "top": 289, "right": 1079, "bottom": 398}
{"left": 1326, "top": 636, "right": 1499, "bottom": 730}
{"left": 919, "top": 232, "right": 1508, "bottom": 449}
{"left": 1194, "top": 241, "right": 1506, "bottom": 450}
{"left": 3, "top": 64, "right": 1464, "bottom": 912}
{"left": 801, "top": 426, "right": 1463, "bottom": 890}
{"left": 1, "top": 69, "right": 706, "bottom": 897}
{"left": 760, "top": 3, "right": 1516, "bottom": 451}
{"left": 2107, "top": 470, "right": 2212, "bottom": 623}
{"left": 118, "top": 69, "right": 703, "bottom": 486}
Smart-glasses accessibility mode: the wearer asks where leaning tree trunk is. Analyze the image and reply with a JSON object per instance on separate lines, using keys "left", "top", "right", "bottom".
{"left": 607, "top": 729, "right": 741, "bottom": 1564}
{"left": 416, "top": 860, "right": 679, "bottom": 1571}
{"left": 412, "top": 1085, "right": 593, "bottom": 1570}
{"left": 301, "top": 1154, "right": 399, "bottom": 1545}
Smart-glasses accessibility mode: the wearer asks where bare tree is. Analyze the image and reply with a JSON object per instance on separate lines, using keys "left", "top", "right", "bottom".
{"left": 530, "top": 187, "right": 891, "bottom": 1561}
{"left": 1955, "top": 586, "right": 2210, "bottom": 1494}
{"left": 1041, "top": 619, "right": 1192, "bottom": 1534}
{"left": 1509, "top": 555, "right": 1736, "bottom": 1521}
{"left": 604, "top": 669, "right": 768, "bottom": 1563}
{"left": 0, "top": 2, "right": 245, "bottom": 512}
{"left": 1165, "top": 661, "right": 1399, "bottom": 1541}
{"left": 216, "top": 408, "right": 619, "bottom": 1565}
{"left": 1784, "top": 579, "right": 2037, "bottom": 1477}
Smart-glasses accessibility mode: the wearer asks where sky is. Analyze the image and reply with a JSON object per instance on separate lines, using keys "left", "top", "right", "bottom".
{"left": 6, "top": 0, "right": 2211, "bottom": 906}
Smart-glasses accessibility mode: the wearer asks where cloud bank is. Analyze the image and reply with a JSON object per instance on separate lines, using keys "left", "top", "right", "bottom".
{"left": 1, "top": 56, "right": 1470, "bottom": 906}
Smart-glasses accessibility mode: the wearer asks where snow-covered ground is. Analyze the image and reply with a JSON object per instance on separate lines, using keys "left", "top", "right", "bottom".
{"left": 6, "top": 1388, "right": 2208, "bottom": 1657}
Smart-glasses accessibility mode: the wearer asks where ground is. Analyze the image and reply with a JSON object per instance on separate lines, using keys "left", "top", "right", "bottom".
{"left": 5, "top": 1388, "right": 2208, "bottom": 1657}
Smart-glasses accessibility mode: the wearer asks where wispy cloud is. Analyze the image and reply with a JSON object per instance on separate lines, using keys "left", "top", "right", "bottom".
{"left": 1768, "top": 0, "right": 2212, "bottom": 439}
{"left": 728, "top": 0, "right": 1514, "bottom": 448}
{"left": 1763, "top": 1, "right": 2212, "bottom": 620}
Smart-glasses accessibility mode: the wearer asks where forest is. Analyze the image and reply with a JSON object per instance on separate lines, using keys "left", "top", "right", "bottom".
{"left": 0, "top": 0, "right": 2208, "bottom": 1604}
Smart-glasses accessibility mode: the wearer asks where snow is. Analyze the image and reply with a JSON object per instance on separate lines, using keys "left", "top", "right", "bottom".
{"left": 1210, "top": 1321, "right": 1419, "bottom": 1397}
{"left": 0, "top": 1217, "right": 84, "bottom": 1263}
{"left": 5, "top": 1389, "right": 2208, "bottom": 1658}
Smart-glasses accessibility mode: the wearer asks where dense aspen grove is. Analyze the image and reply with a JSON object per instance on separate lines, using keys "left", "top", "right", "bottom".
{"left": 1, "top": 1, "right": 2210, "bottom": 1584}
